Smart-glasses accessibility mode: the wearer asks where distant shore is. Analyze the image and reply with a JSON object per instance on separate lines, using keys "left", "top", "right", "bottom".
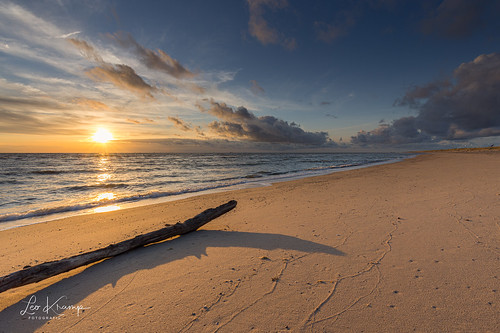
{"left": 1, "top": 151, "right": 499, "bottom": 332}
{"left": 413, "top": 145, "right": 500, "bottom": 153}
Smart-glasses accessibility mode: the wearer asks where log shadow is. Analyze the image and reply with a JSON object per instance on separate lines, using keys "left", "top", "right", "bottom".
{"left": 0, "top": 230, "right": 345, "bottom": 332}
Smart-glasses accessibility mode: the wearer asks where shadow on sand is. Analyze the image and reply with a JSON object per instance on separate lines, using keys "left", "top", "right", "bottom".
{"left": 0, "top": 230, "right": 345, "bottom": 331}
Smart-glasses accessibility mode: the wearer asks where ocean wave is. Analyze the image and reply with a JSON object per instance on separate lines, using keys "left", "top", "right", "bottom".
{"left": 243, "top": 171, "right": 268, "bottom": 179}
{"left": 30, "top": 169, "right": 97, "bottom": 175}
{"left": 0, "top": 181, "right": 249, "bottom": 223}
{"left": 66, "top": 183, "right": 130, "bottom": 191}
{"left": 31, "top": 170, "right": 66, "bottom": 175}
{"left": 244, "top": 174, "right": 263, "bottom": 179}
{"left": 305, "top": 163, "right": 359, "bottom": 171}
{"left": 0, "top": 180, "right": 24, "bottom": 185}
{"left": 0, "top": 203, "right": 97, "bottom": 222}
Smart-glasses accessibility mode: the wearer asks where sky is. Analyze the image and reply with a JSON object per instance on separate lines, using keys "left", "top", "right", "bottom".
{"left": 1, "top": 0, "right": 499, "bottom": 153}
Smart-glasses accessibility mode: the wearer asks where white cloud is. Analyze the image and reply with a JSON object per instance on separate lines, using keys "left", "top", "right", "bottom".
{"left": 59, "top": 31, "right": 81, "bottom": 39}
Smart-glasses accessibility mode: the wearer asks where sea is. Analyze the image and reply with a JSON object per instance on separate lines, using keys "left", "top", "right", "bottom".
{"left": 0, "top": 153, "right": 411, "bottom": 230}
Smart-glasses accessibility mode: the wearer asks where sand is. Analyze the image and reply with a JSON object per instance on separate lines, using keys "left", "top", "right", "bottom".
{"left": 0, "top": 151, "right": 499, "bottom": 332}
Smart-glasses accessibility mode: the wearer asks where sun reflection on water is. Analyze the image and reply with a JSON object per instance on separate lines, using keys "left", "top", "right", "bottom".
{"left": 97, "top": 173, "right": 111, "bottom": 182}
{"left": 95, "top": 192, "right": 115, "bottom": 201}
{"left": 98, "top": 157, "right": 109, "bottom": 171}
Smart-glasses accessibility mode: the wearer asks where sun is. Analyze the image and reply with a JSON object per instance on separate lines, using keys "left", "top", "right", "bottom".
{"left": 92, "top": 128, "right": 114, "bottom": 143}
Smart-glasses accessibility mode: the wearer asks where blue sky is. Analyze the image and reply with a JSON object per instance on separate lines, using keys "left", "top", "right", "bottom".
{"left": 1, "top": 0, "right": 499, "bottom": 152}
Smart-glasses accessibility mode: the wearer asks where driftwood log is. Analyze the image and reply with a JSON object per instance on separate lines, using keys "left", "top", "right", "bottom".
{"left": 0, "top": 200, "right": 237, "bottom": 293}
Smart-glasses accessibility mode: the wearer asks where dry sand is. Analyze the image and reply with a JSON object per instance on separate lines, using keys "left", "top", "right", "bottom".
{"left": 0, "top": 151, "right": 499, "bottom": 332}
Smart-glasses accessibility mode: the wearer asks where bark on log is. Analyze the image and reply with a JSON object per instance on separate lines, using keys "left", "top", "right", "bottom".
{"left": 0, "top": 200, "right": 237, "bottom": 293}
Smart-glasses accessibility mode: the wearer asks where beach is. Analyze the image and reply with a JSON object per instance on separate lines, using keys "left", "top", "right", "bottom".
{"left": 0, "top": 151, "right": 499, "bottom": 332}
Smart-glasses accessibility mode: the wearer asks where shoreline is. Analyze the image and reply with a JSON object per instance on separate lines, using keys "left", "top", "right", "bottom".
{"left": 0, "top": 154, "right": 414, "bottom": 231}
{"left": 1, "top": 151, "right": 498, "bottom": 332}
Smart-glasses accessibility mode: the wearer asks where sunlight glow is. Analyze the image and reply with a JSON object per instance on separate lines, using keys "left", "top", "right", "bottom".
{"left": 92, "top": 128, "right": 114, "bottom": 143}
{"left": 94, "top": 205, "right": 121, "bottom": 213}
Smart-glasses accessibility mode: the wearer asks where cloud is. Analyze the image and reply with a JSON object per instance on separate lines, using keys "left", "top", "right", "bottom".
{"left": 394, "top": 79, "right": 451, "bottom": 108}
{"left": 68, "top": 37, "right": 161, "bottom": 99}
{"left": 0, "top": 3, "right": 89, "bottom": 75}
{"left": 0, "top": 96, "right": 66, "bottom": 111}
{"left": 72, "top": 98, "right": 112, "bottom": 111}
{"left": 67, "top": 38, "right": 103, "bottom": 62}
{"left": 126, "top": 118, "right": 155, "bottom": 124}
{"left": 59, "top": 31, "right": 81, "bottom": 39}
{"left": 168, "top": 116, "right": 192, "bottom": 132}
{"left": 108, "top": 32, "right": 195, "bottom": 79}
{"left": 250, "top": 80, "right": 265, "bottom": 95}
{"left": 247, "top": 0, "right": 297, "bottom": 50}
{"left": 85, "top": 64, "right": 158, "bottom": 99}
{"left": 0, "top": 2, "right": 68, "bottom": 47}
{"left": 351, "top": 117, "right": 430, "bottom": 145}
{"left": 105, "top": 32, "right": 205, "bottom": 94}
{"left": 199, "top": 100, "right": 330, "bottom": 145}
{"left": 421, "top": 0, "right": 487, "bottom": 38}
{"left": 0, "top": 109, "right": 75, "bottom": 135}
{"left": 352, "top": 53, "right": 500, "bottom": 144}
{"left": 166, "top": 117, "right": 205, "bottom": 136}
{"left": 0, "top": 109, "right": 56, "bottom": 134}
{"left": 0, "top": 96, "right": 87, "bottom": 135}
{"left": 195, "top": 126, "right": 205, "bottom": 137}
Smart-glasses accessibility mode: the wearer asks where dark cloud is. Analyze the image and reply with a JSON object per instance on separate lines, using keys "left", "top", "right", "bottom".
{"left": 86, "top": 64, "right": 158, "bottom": 99}
{"left": 351, "top": 117, "right": 430, "bottom": 145}
{"left": 108, "top": 32, "right": 194, "bottom": 79}
{"left": 352, "top": 53, "right": 500, "bottom": 145}
{"left": 250, "top": 80, "right": 265, "bottom": 95}
{"left": 199, "top": 100, "right": 330, "bottom": 145}
{"left": 421, "top": 0, "right": 487, "bottom": 38}
{"left": 394, "top": 79, "right": 452, "bottom": 108}
{"left": 247, "top": 0, "right": 297, "bottom": 50}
